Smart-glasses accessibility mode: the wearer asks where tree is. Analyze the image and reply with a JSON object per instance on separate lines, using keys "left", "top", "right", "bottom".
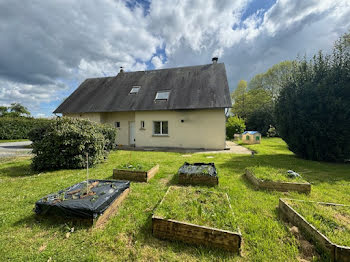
{"left": 226, "top": 116, "right": 245, "bottom": 139}
{"left": 275, "top": 32, "right": 350, "bottom": 162}
{"left": 231, "top": 83, "right": 274, "bottom": 135}
{"left": 9, "top": 103, "right": 30, "bottom": 117}
{"left": 231, "top": 80, "right": 248, "bottom": 118}
{"left": 248, "top": 61, "right": 294, "bottom": 99}
{"left": 0, "top": 106, "right": 8, "bottom": 117}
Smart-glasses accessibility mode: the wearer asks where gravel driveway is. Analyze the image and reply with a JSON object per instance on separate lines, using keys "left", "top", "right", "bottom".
{"left": 0, "top": 141, "right": 32, "bottom": 158}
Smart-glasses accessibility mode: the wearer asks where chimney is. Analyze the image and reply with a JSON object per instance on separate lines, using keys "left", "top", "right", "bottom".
{"left": 119, "top": 66, "right": 124, "bottom": 73}
{"left": 212, "top": 57, "right": 218, "bottom": 64}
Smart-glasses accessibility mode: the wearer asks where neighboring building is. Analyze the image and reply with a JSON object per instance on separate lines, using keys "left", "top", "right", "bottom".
{"left": 242, "top": 131, "right": 261, "bottom": 144}
{"left": 54, "top": 58, "right": 231, "bottom": 150}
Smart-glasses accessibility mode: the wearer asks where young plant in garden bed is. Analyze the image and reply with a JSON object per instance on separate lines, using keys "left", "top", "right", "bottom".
{"left": 247, "top": 166, "right": 307, "bottom": 183}
{"left": 285, "top": 199, "right": 350, "bottom": 247}
{"left": 117, "top": 162, "right": 156, "bottom": 171}
{"left": 113, "top": 161, "right": 159, "bottom": 182}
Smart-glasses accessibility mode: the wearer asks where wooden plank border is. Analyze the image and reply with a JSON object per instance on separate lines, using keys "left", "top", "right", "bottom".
{"left": 279, "top": 198, "right": 350, "bottom": 262}
{"left": 178, "top": 173, "right": 218, "bottom": 186}
{"left": 93, "top": 187, "right": 130, "bottom": 228}
{"left": 152, "top": 187, "right": 241, "bottom": 253}
{"left": 113, "top": 164, "right": 159, "bottom": 182}
{"left": 245, "top": 169, "right": 311, "bottom": 194}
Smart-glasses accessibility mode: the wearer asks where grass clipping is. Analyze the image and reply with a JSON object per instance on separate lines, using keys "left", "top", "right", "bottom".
{"left": 247, "top": 166, "right": 307, "bottom": 183}
{"left": 154, "top": 186, "right": 238, "bottom": 232}
{"left": 286, "top": 200, "right": 350, "bottom": 247}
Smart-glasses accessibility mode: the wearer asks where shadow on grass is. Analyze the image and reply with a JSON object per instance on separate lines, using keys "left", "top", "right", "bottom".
{"left": 13, "top": 213, "right": 92, "bottom": 231}
{"left": 0, "top": 162, "right": 39, "bottom": 178}
{"left": 217, "top": 153, "right": 350, "bottom": 185}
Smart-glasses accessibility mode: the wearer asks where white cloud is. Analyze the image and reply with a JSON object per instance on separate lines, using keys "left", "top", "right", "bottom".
{"left": 0, "top": 0, "right": 349, "bottom": 115}
{"left": 151, "top": 55, "right": 164, "bottom": 69}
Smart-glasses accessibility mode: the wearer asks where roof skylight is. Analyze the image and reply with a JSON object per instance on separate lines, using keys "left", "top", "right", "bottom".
{"left": 130, "top": 86, "right": 141, "bottom": 94}
{"left": 155, "top": 91, "right": 170, "bottom": 100}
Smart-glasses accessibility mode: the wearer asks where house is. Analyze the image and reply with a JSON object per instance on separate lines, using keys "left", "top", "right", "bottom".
{"left": 53, "top": 58, "right": 231, "bottom": 150}
{"left": 242, "top": 131, "right": 261, "bottom": 144}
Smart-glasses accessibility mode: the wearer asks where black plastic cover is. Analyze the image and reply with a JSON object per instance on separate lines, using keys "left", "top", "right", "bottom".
{"left": 178, "top": 162, "right": 217, "bottom": 177}
{"left": 35, "top": 179, "right": 130, "bottom": 219}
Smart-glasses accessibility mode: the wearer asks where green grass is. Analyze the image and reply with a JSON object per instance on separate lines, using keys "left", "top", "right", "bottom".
{"left": 0, "top": 139, "right": 29, "bottom": 143}
{"left": 154, "top": 186, "right": 238, "bottom": 231}
{"left": 0, "top": 137, "right": 349, "bottom": 261}
{"left": 286, "top": 200, "right": 350, "bottom": 247}
{"left": 247, "top": 166, "right": 307, "bottom": 183}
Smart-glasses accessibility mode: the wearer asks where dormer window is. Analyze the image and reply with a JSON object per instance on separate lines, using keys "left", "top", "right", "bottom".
{"left": 155, "top": 91, "right": 170, "bottom": 100}
{"left": 130, "top": 86, "right": 140, "bottom": 94}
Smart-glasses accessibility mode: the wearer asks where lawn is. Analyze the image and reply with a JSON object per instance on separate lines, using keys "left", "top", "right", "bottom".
{"left": 0, "top": 138, "right": 349, "bottom": 261}
{"left": 0, "top": 139, "right": 29, "bottom": 143}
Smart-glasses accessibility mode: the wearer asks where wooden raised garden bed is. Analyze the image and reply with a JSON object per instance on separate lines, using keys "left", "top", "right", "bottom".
{"left": 178, "top": 162, "right": 218, "bottom": 186}
{"left": 279, "top": 198, "right": 350, "bottom": 261}
{"left": 152, "top": 186, "right": 241, "bottom": 253}
{"left": 35, "top": 179, "right": 130, "bottom": 228}
{"left": 113, "top": 164, "right": 159, "bottom": 182}
{"left": 245, "top": 167, "right": 311, "bottom": 194}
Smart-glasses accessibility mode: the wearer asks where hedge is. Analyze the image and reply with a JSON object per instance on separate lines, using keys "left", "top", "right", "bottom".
{"left": 0, "top": 117, "right": 52, "bottom": 140}
{"left": 29, "top": 117, "right": 118, "bottom": 171}
{"left": 275, "top": 34, "right": 350, "bottom": 162}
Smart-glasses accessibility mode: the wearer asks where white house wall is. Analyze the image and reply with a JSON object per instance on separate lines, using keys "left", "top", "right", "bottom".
{"left": 64, "top": 109, "right": 226, "bottom": 150}
{"left": 135, "top": 109, "right": 226, "bottom": 150}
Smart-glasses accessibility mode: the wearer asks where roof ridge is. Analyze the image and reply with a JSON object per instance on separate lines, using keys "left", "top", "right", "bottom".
{"left": 85, "top": 63, "right": 224, "bottom": 80}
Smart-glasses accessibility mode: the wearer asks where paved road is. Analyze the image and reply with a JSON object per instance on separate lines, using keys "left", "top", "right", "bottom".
{"left": 0, "top": 141, "right": 32, "bottom": 158}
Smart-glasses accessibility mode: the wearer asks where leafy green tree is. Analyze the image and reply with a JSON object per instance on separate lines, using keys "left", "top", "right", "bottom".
{"left": 231, "top": 80, "right": 247, "bottom": 118}
{"left": 275, "top": 33, "right": 350, "bottom": 162}
{"left": 9, "top": 103, "right": 30, "bottom": 117}
{"left": 248, "top": 61, "right": 294, "bottom": 99}
{"left": 0, "top": 106, "right": 8, "bottom": 117}
{"left": 226, "top": 116, "right": 246, "bottom": 139}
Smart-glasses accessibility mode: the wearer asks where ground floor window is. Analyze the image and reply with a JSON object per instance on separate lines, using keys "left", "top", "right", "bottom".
{"left": 246, "top": 135, "right": 250, "bottom": 140}
{"left": 115, "top": 121, "right": 120, "bottom": 128}
{"left": 256, "top": 136, "right": 260, "bottom": 141}
{"left": 141, "top": 120, "right": 145, "bottom": 129}
{"left": 153, "top": 121, "right": 168, "bottom": 135}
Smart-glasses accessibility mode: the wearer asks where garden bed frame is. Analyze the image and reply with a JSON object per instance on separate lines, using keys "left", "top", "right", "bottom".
{"left": 279, "top": 198, "right": 350, "bottom": 262}
{"left": 245, "top": 169, "right": 311, "bottom": 194}
{"left": 178, "top": 163, "right": 218, "bottom": 186}
{"left": 37, "top": 188, "right": 130, "bottom": 229}
{"left": 113, "top": 164, "right": 159, "bottom": 182}
{"left": 152, "top": 187, "right": 241, "bottom": 253}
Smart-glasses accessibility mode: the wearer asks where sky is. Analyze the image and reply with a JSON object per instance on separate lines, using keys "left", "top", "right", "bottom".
{"left": 0, "top": 0, "right": 349, "bottom": 117}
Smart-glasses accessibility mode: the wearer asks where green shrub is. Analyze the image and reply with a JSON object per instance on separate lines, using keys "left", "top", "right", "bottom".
{"left": 275, "top": 33, "right": 350, "bottom": 162}
{"left": 267, "top": 125, "right": 277, "bottom": 137}
{"left": 29, "top": 117, "right": 117, "bottom": 171}
{"left": 0, "top": 117, "right": 52, "bottom": 139}
{"left": 226, "top": 116, "right": 245, "bottom": 139}
{"left": 99, "top": 124, "right": 117, "bottom": 151}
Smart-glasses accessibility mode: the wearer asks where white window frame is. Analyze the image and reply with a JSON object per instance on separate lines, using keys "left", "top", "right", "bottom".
{"left": 140, "top": 120, "right": 145, "bottom": 129}
{"left": 153, "top": 121, "right": 168, "bottom": 136}
{"left": 155, "top": 91, "right": 170, "bottom": 100}
{"left": 130, "top": 86, "right": 141, "bottom": 94}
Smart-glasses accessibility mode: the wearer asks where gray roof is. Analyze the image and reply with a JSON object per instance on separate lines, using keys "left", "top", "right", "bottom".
{"left": 54, "top": 63, "right": 232, "bottom": 113}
